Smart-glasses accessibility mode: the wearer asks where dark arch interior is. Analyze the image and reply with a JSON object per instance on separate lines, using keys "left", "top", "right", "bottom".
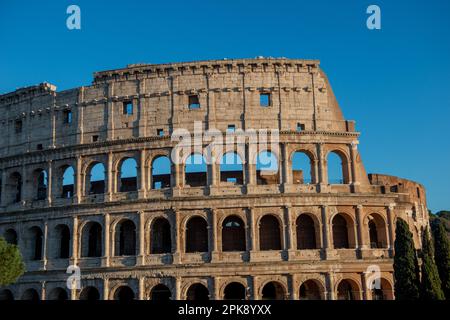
{"left": 79, "top": 287, "right": 100, "bottom": 300}
{"left": 299, "top": 280, "right": 322, "bottom": 300}
{"left": 186, "top": 283, "right": 209, "bottom": 301}
{"left": 332, "top": 214, "right": 349, "bottom": 249}
{"left": 49, "top": 288, "right": 68, "bottom": 300}
{"left": 296, "top": 214, "right": 317, "bottom": 249}
{"left": 4, "top": 228, "right": 18, "bottom": 245}
{"left": 224, "top": 282, "right": 246, "bottom": 300}
{"left": 29, "top": 226, "right": 43, "bottom": 260}
{"left": 151, "top": 284, "right": 171, "bottom": 301}
{"left": 259, "top": 215, "right": 281, "bottom": 250}
{"left": 85, "top": 222, "right": 102, "bottom": 257}
{"left": 21, "top": 289, "right": 39, "bottom": 301}
{"left": 0, "top": 290, "right": 14, "bottom": 301}
{"left": 151, "top": 218, "right": 172, "bottom": 254}
{"left": 368, "top": 220, "right": 379, "bottom": 248}
{"left": 114, "top": 286, "right": 134, "bottom": 301}
{"left": 56, "top": 224, "right": 71, "bottom": 259}
{"left": 262, "top": 282, "right": 285, "bottom": 300}
{"left": 117, "top": 220, "right": 136, "bottom": 256}
{"left": 222, "top": 216, "right": 246, "bottom": 252}
{"left": 185, "top": 217, "right": 208, "bottom": 253}
{"left": 337, "top": 280, "right": 356, "bottom": 300}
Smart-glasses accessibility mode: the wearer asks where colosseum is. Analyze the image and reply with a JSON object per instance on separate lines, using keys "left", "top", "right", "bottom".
{"left": 0, "top": 58, "right": 429, "bottom": 301}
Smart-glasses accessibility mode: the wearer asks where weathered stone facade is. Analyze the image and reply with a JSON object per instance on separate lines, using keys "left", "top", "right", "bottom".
{"left": 0, "top": 58, "right": 428, "bottom": 300}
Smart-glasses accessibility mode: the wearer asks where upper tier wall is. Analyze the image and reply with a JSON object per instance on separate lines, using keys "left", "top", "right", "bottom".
{"left": 0, "top": 58, "right": 355, "bottom": 157}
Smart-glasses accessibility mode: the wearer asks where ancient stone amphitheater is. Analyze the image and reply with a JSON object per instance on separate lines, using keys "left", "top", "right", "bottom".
{"left": 0, "top": 58, "right": 428, "bottom": 301}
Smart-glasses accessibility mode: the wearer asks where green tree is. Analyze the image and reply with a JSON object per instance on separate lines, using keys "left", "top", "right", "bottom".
{"left": 393, "top": 218, "right": 420, "bottom": 300}
{"left": 0, "top": 237, "right": 25, "bottom": 286}
{"left": 432, "top": 221, "right": 450, "bottom": 299}
{"left": 419, "top": 228, "right": 445, "bottom": 300}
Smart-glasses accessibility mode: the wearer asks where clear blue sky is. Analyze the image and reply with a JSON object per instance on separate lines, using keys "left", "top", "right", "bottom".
{"left": 0, "top": 0, "right": 449, "bottom": 212}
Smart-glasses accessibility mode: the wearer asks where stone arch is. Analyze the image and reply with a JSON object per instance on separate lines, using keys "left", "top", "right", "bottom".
{"left": 291, "top": 150, "right": 315, "bottom": 184}
{"left": 53, "top": 224, "right": 71, "bottom": 259}
{"left": 261, "top": 281, "right": 286, "bottom": 300}
{"left": 48, "top": 287, "right": 69, "bottom": 300}
{"left": 299, "top": 279, "right": 325, "bottom": 300}
{"left": 150, "top": 284, "right": 171, "bottom": 301}
{"left": 86, "top": 162, "right": 106, "bottom": 195}
{"left": 222, "top": 215, "right": 246, "bottom": 252}
{"left": 371, "top": 277, "right": 394, "bottom": 300}
{"left": 259, "top": 214, "right": 282, "bottom": 251}
{"left": 296, "top": 213, "right": 320, "bottom": 249}
{"left": 186, "top": 283, "right": 209, "bottom": 301}
{"left": 7, "top": 171, "right": 22, "bottom": 204}
{"left": 117, "top": 157, "right": 138, "bottom": 192}
{"left": 256, "top": 150, "right": 279, "bottom": 185}
{"left": 336, "top": 278, "right": 361, "bottom": 300}
{"left": 113, "top": 285, "right": 135, "bottom": 301}
{"left": 79, "top": 286, "right": 100, "bottom": 300}
{"left": 223, "top": 282, "right": 246, "bottom": 300}
{"left": 4, "top": 228, "right": 18, "bottom": 245}
{"left": 21, "top": 288, "right": 40, "bottom": 300}
{"left": 81, "top": 221, "right": 102, "bottom": 257}
{"left": 0, "top": 289, "right": 14, "bottom": 300}
{"left": 114, "top": 219, "right": 136, "bottom": 256}
{"left": 33, "top": 168, "right": 48, "bottom": 201}
{"left": 61, "top": 165, "right": 75, "bottom": 198}
{"left": 326, "top": 150, "right": 349, "bottom": 184}
{"left": 151, "top": 155, "right": 171, "bottom": 189}
{"left": 185, "top": 153, "right": 207, "bottom": 187}
{"left": 331, "top": 213, "right": 356, "bottom": 249}
{"left": 150, "top": 217, "right": 172, "bottom": 254}
{"left": 220, "top": 152, "right": 244, "bottom": 185}
{"left": 366, "top": 212, "right": 388, "bottom": 248}
{"left": 26, "top": 226, "right": 43, "bottom": 260}
{"left": 185, "top": 216, "right": 208, "bottom": 253}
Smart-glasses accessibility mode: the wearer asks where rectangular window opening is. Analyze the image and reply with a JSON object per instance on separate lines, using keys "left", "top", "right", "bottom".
{"left": 260, "top": 93, "right": 271, "bottom": 107}
{"left": 227, "top": 124, "right": 236, "bottom": 133}
{"left": 188, "top": 95, "right": 200, "bottom": 109}
{"left": 157, "top": 129, "right": 164, "bottom": 137}
{"left": 15, "top": 120, "right": 22, "bottom": 133}
{"left": 296, "top": 123, "right": 305, "bottom": 132}
{"left": 36, "top": 144, "right": 43, "bottom": 150}
{"left": 123, "top": 101, "right": 133, "bottom": 115}
{"left": 63, "top": 110, "right": 73, "bottom": 124}
{"left": 92, "top": 135, "right": 99, "bottom": 142}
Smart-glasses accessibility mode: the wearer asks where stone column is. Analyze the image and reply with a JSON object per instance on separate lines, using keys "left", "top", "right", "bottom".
{"left": 137, "top": 211, "right": 146, "bottom": 265}
{"left": 387, "top": 204, "right": 395, "bottom": 254}
{"left": 209, "top": 208, "right": 219, "bottom": 261}
{"left": 139, "top": 277, "right": 146, "bottom": 300}
{"left": 325, "top": 272, "right": 335, "bottom": 300}
{"left": 246, "top": 207, "right": 257, "bottom": 254}
{"left": 361, "top": 272, "right": 370, "bottom": 300}
{"left": 317, "top": 143, "right": 327, "bottom": 192}
{"left": 321, "top": 205, "right": 330, "bottom": 249}
{"left": 175, "top": 277, "right": 182, "bottom": 300}
{"left": 75, "top": 156, "right": 82, "bottom": 204}
{"left": 107, "top": 152, "right": 113, "bottom": 201}
{"left": 356, "top": 205, "right": 366, "bottom": 250}
{"left": 47, "top": 160, "right": 53, "bottom": 205}
{"left": 43, "top": 221, "right": 49, "bottom": 269}
{"left": 172, "top": 209, "right": 182, "bottom": 263}
{"left": 349, "top": 142, "right": 359, "bottom": 186}
{"left": 103, "top": 213, "right": 110, "bottom": 267}
{"left": 71, "top": 216, "right": 79, "bottom": 265}
{"left": 103, "top": 279, "right": 109, "bottom": 300}
{"left": 138, "top": 149, "right": 147, "bottom": 198}
{"left": 284, "top": 205, "right": 295, "bottom": 254}
{"left": 0, "top": 170, "right": 7, "bottom": 206}
{"left": 282, "top": 143, "right": 291, "bottom": 187}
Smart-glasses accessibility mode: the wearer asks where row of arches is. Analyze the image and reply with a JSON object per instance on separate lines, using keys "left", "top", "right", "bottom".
{"left": 3, "top": 212, "right": 388, "bottom": 261}
{"left": 1, "top": 150, "right": 348, "bottom": 204}
{"left": 0, "top": 278, "right": 393, "bottom": 300}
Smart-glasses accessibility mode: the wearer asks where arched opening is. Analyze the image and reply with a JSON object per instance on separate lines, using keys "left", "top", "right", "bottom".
{"left": 337, "top": 279, "right": 360, "bottom": 300}
{"left": 81, "top": 222, "right": 102, "bottom": 257}
{"left": 34, "top": 169, "right": 48, "bottom": 201}
{"left": 185, "top": 154, "right": 207, "bottom": 187}
{"left": 327, "top": 151, "right": 347, "bottom": 184}
{"left": 62, "top": 166, "right": 75, "bottom": 198}
{"left": 150, "top": 284, "right": 171, "bottom": 301}
{"left": 259, "top": 215, "right": 281, "bottom": 251}
{"left": 4, "top": 228, "right": 18, "bottom": 245}
{"left": 186, "top": 283, "right": 209, "bottom": 301}
{"left": 54, "top": 224, "right": 70, "bottom": 259}
{"left": 21, "top": 289, "right": 39, "bottom": 301}
{"left": 185, "top": 216, "right": 208, "bottom": 253}
{"left": 299, "top": 280, "right": 322, "bottom": 300}
{"left": 0, "top": 289, "right": 14, "bottom": 300}
{"left": 256, "top": 151, "right": 279, "bottom": 185}
{"left": 296, "top": 214, "right": 317, "bottom": 249}
{"left": 113, "top": 286, "right": 135, "bottom": 301}
{"left": 88, "top": 163, "right": 105, "bottom": 195}
{"left": 9, "top": 172, "right": 22, "bottom": 203}
{"left": 292, "top": 151, "right": 313, "bottom": 184}
{"left": 151, "top": 156, "right": 171, "bottom": 189}
{"left": 79, "top": 286, "right": 100, "bottom": 300}
{"left": 262, "top": 282, "right": 285, "bottom": 300}
{"left": 115, "top": 219, "right": 136, "bottom": 256}
{"left": 150, "top": 218, "right": 171, "bottom": 254}
{"left": 222, "top": 215, "right": 246, "bottom": 252}
{"left": 48, "top": 288, "right": 68, "bottom": 300}
{"left": 119, "top": 158, "right": 138, "bottom": 192}
{"left": 367, "top": 213, "right": 388, "bottom": 249}
{"left": 220, "top": 152, "right": 243, "bottom": 185}
{"left": 371, "top": 278, "right": 393, "bottom": 300}
{"left": 28, "top": 226, "right": 43, "bottom": 260}
{"left": 224, "top": 282, "right": 246, "bottom": 300}
{"left": 332, "top": 214, "right": 350, "bottom": 249}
